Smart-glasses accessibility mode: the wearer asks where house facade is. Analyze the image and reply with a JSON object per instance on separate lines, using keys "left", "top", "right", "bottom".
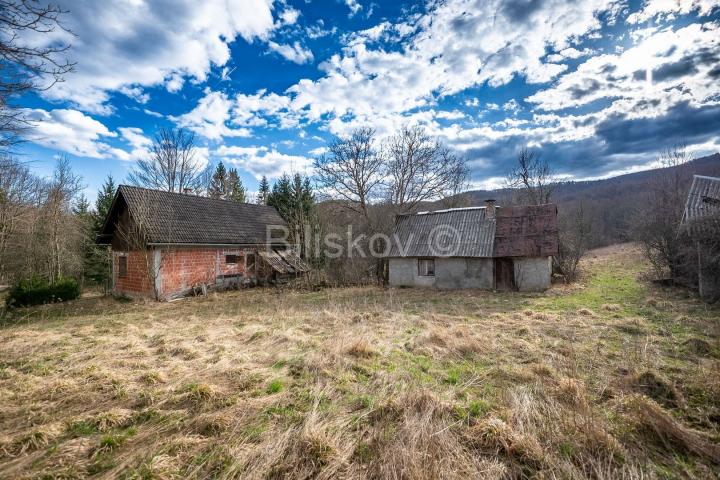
{"left": 387, "top": 201, "right": 558, "bottom": 292}
{"left": 98, "top": 185, "right": 308, "bottom": 300}
{"left": 680, "top": 175, "right": 720, "bottom": 303}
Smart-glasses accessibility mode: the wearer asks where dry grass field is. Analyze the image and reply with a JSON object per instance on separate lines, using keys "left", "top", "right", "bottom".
{"left": 1, "top": 244, "right": 719, "bottom": 479}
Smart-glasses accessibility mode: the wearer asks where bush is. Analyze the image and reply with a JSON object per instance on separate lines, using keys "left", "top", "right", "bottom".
{"left": 5, "top": 276, "right": 81, "bottom": 308}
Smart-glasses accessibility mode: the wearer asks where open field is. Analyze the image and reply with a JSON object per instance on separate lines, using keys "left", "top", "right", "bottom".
{"left": 1, "top": 244, "right": 719, "bottom": 479}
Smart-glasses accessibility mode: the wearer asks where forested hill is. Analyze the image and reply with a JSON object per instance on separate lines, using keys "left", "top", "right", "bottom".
{"left": 461, "top": 153, "right": 720, "bottom": 247}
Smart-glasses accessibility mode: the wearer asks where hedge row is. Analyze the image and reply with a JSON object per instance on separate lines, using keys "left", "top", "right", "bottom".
{"left": 5, "top": 277, "right": 80, "bottom": 307}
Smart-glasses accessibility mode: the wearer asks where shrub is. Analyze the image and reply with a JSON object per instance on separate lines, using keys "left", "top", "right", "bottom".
{"left": 5, "top": 276, "right": 81, "bottom": 308}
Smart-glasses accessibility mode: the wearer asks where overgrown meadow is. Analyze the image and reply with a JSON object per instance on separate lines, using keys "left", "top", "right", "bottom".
{"left": 1, "top": 244, "right": 719, "bottom": 479}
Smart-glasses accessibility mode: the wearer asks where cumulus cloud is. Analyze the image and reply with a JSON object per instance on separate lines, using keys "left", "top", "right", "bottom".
{"left": 216, "top": 145, "right": 313, "bottom": 179}
{"left": 24, "top": 108, "right": 149, "bottom": 162}
{"left": 25, "top": 108, "right": 116, "bottom": 158}
{"left": 31, "top": 0, "right": 278, "bottom": 114}
{"left": 173, "top": 90, "right": 251, "bottom": 140}
{"left": 527, "top": 23, "right": 719, "bottom": 112}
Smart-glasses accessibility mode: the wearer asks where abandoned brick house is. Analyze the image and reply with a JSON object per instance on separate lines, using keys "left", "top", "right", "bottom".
{"left": 680, "top": 175, "right": 720, "bottom": 302}
{"left": 387, "top": 201, "right": 559, "bottom": 291}
{"left": 98, "top": 185, "right": 308, "bottom": 300}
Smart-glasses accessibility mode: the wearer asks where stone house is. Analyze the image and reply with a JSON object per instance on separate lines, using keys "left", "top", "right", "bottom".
{"left": 97, "top": 185, "right": 308, "bottom": 300}
{"left": 387, "top": 200, "right": 559, "bottom": 291}
{"left": 680, "top": 175, "right": 720, "bottom": 302}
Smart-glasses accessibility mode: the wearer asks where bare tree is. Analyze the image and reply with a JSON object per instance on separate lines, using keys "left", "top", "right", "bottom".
{"left": 633, "top": 144, "right": 692, "bottom": 280}
{"left": 0, "top": 0, "right": 74, "bottom": 149}
{"left": 0, "top": 156, "right": 40, "bottom": 280}
{"left": 385, "top": 125, "right": 469, "bottom": 213}
{"left": 506, "top": 148, "right": 556, "bottom": 205}
{"left": 114, "top": 191, "right": 167, "bottom": 300}
{"left": 44, "top": 156, "right": 82, "bottom": 282}
{"left": 128, "top": 127, "right": 206, "bottom": 193}
{"left": 314, "top": 127, "right": 384, "bottom": 220}
{"left": 554, "top": 202, "right": 591, "bottom": 282}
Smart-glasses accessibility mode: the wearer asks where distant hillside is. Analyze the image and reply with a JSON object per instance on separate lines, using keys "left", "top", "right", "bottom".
{"left": 318, "top": 153, "right": 719, "bottom": 248}
{"left": 457, "top": 153, "right": 720, "bottom": 247}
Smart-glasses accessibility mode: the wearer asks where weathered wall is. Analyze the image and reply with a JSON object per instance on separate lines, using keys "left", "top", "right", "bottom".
{"left": 513, "top": 256, "right": 552, "bottom": 292}
{"left": 113, "top": 247, "right": 258, "bottom": 299}
{"left": 159, "top": 247, "right": 253, "bottom": 299}
{"left": 388, "top": 257, "right": 493, "bottom": 289}
{"left": 112, "top": 250, "right": 155, "bottom": 297}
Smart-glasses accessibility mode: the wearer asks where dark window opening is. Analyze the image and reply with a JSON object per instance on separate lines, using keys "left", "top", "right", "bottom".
{"left": 226, "top": 254, "right": 238, "bottom": 264}
{"left": 246, "top": 252, "right": 256, "bottom": 273}
{"left": 418, "top": 258, "right": 435, "bottom": 276}
{"left": 118, "top": 256, "right": 127, "bottom": 278}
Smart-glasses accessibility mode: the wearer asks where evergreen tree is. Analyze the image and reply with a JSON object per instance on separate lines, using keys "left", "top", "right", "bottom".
{"left": 208, "top": 162, "right": 228, "bottom": 199}
{"left": 73, "top": 194, "right": 90, "bottom": 215}
{"left": 257, "top": 175, "right": 270, "bottom": 204}
{"left": 267, "top": 173, "right": 322, "bottom": 263}
{"left": 94, "top": 175, "right": 116, "bottom": 233}
{"left": 227, "top": 168, "right": 246, "bottom": 202}
{"left": 85, "top": 175, "right": 116, "bottom": 290}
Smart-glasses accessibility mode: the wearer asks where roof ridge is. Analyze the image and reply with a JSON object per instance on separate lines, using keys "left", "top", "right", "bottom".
{"left": 118, "top": 184, "right": 270, "bottom": 208}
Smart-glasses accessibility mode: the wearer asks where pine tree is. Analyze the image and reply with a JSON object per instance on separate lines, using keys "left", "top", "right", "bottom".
{"left": 94, "top": 175, "right": 116, "bottom": 234}
{"left": 86, "top": 175, "right": 116, "bottom": 290}
{"left": 227, "top": 168, "right": 246, "bottom": 202}
{"left": 208, "top": 162, "right": 228, "bottom": 199}
{"left": 257, "top": 175, "right": 270, "bottom": 205}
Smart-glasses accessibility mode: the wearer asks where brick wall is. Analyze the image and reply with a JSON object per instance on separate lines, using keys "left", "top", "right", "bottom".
{"left": 159, "top": 247, "right": 254, "bottom": 298}
{"left": 113, "top": 250, "right": 155, "bottom": 297}
{"left": 113, "top": 247, "right": 259, "bottom": 300}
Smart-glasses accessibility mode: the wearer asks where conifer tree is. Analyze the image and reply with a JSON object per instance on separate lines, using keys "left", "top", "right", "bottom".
{"left": 227, "top": 168, "right": 246, "bottom": 202}
{"left": 257, "top": 175, "right": 270, "bottom": 204}
{"left": 208, "top": 162, "right": 228, "bottom": 199}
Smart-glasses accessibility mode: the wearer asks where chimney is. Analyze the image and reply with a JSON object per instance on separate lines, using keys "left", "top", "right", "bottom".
{"left": 485, "top": 199, "right": 496, "bottom": 219}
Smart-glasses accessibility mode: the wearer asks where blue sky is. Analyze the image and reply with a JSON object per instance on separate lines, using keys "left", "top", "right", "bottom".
{"left": 13, "top": 0, "right": 720, "bottom": 202}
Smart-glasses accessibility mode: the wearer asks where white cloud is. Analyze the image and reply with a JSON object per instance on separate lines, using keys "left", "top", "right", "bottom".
{"left": 345, "top": 0, "right": 362, "bottom": 17}
{"left": 527, "top": 23, "right": 719, "bottom": 113}
{"left": 278, "top": 7, "right": 300, "bottom": 26}
{"left": 24, "top": 108, "right": 116, "bottom": 158}
{"left": 308, "top": 146, "right": 328, "bottom": 156}
{"left": 268, "top": 41, "right": 314, "bottom": 64}
{"left": 23, "top": 108, "right": 151, "bottom": 162}
{"left": 435, "top": 110, "right": 466, "bottom": 120}
{"left": 216, "top": 146, "right": 313, "bottom": 179}
{"left": 31, "top": 0, "right": 278, "bottom": 114}
{"left": 627, "top": 0, "right": 719, "bottom": 23}
{"left": 173, "top": 90, "right": 251, "bottom": 140}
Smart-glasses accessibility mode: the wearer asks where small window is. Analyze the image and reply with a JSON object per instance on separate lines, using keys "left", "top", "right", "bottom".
{"left": 246, "top": 252, "right": 256, "bottom": 273}
{"left": 118, "top": 256, "right": 127, "bottom": 278}
{"left": 418, "top": 258, "right": 435, "bottom": 276}
{"left": 225, "top": 254, "right": 238, "bottom": 264}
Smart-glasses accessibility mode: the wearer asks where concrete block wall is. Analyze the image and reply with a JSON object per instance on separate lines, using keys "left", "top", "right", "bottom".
{"left": 389, "top": 256, "right": 552, "bottom": 291}
{"left": 513, "top": 257, "right": 552, "bottom": 292}
{"left": 388, "top": 257, "right": 494, "bottom": 289}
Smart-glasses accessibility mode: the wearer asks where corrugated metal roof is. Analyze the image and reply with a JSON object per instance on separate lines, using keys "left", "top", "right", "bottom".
{"left": 387, "top": 204, "right": 559, "bottom": 258}
{"left": 100, "top": 185, "right": 287, "bottom": 245}
{"left": 387, "top": 208, "right": 496, "bottom": 257}
{"left": 682, "top": 175, "right": 720, "bottom": 223}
